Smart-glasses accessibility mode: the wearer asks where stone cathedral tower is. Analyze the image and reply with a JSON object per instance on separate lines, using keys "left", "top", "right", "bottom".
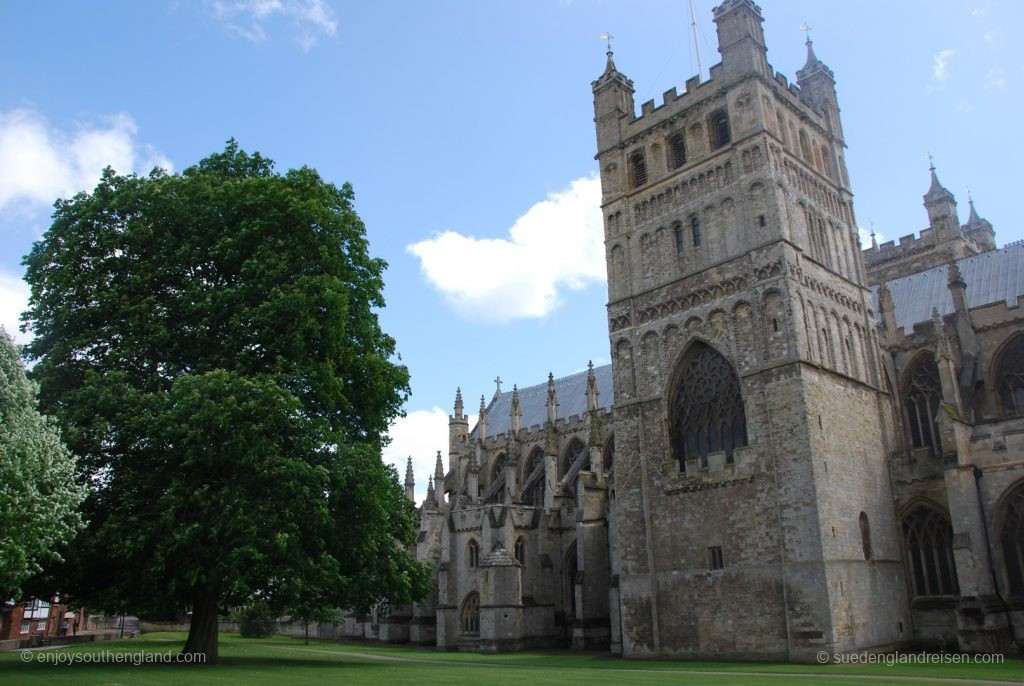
{"left": 594, "top": 0, "right": 909, "bottom": 659}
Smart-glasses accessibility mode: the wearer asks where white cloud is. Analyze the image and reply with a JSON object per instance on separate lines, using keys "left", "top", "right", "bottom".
{"left": 382, "top": 406, "right": 476, "bottom": 505}
{"left": 0, "top": 109, "right": 171, "bottom": 211}
{"left": 0, "top": 271, "right": 30, "bottom": 345}
{"left": 407, "top": 175, "right": 605, "bottom": 324}
{"left": 858, "top": 225, "right": 884, "bottom": 250}
{"left": 933, "top": 49, "right": 955, "bottom": 81}
{"left": 209, "top": 0, "right": 337, "bottom": 51}
{"left": 984, "top": 65, "right": 1007, "bottom": 89}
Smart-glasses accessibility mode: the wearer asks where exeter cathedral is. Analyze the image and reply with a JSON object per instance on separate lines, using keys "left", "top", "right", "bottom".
{"left": 337, "top": 0, "right": 1024, "bottom": 660}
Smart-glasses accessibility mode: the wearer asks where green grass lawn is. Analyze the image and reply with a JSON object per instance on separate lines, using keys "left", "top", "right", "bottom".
{"left": 0, "top": 632, "right": 1021, "bottom": 685}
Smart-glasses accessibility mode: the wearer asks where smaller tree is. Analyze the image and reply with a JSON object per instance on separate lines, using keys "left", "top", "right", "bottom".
{"left": 290, "top": 595, "right": 342, "bottom": 645}
{"left": 0, "top": 328, "right": 85, "bottom": 601}
{"left": 236, "top": 602, "right": 275, "bottom": 638}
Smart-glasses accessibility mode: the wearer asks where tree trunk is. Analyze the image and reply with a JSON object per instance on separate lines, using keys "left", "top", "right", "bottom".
{"left": 304, "top": 618, "right": 309, "bottom": 645}
{"left": 182, "top": 588, "right": 219, "bottom": 664}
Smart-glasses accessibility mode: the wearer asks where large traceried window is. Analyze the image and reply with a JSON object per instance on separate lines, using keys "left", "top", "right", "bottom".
{"left": 460, "top": 592, "right": 480, "bottom": 635}
{"left": 669, "top": 342, "right": 748, "bottom": 470}
{"left": 996, "top": 335, "right": 1024, "bottom": 418}
{"left": 905, "top": 356, "right": 942, "bottom": 455}
{"left": 902, "top": 506, "right": 959, "bottom": 598}
{"left": 999, "top": 482, "right": 1024, "bottom": 596}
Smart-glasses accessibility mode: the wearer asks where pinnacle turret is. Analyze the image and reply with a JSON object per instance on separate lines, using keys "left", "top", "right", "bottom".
{"left": 968, "top": 197, "right": 982, "bottom": 225}
{"left": 453, "top": 387, "right": 464, "bottom": 418}
{"left": 922, "top": 159, "right": 959, "bottom": 238}
{"left": 404, "top": 456, "right": 415, "bottom": 501}
{"left": 963, "top": 189, "right": 996, "bottom": 250}
{"left": 924, "top": 161, "right": 956, "bottom": 205}
{"left": 478, "top": 394, "right": 488, "bottom": 440}
{"left": 546, "top": 372, "right": 558, "bottom": 425}
{"left": 802, "top": 36, "right": 820, "bottom": 71}
{"left": 586, "top": 360, "right": 599, "bottom": 413}
{"left": 510, "top": 384, "right": 522, "bottom": 434}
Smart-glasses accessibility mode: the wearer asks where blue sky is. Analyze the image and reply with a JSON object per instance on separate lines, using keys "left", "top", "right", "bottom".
{"left": 2, "top": 1, "right": 1022, "bottom": 500}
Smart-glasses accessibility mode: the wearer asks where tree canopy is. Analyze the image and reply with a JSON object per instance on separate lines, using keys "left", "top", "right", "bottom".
{"left": 0, "top": 328, "right": 85, "bottom": 601}
{"left": 21, "top": 141, "right": 430, "bottom": 661}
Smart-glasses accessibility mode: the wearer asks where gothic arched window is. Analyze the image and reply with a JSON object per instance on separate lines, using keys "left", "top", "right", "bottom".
{"left": 604, "top": 434, "right": 615, "bottom": 476}
{"left": 521, "top": 447, "right": 545, "bottom": 507}
{"left": 673, "top": 222, "right": 685, "bottom": 253}
{"left": 690, "top": 215, "right": 701, "bottom": 248}
{"left": 630, "top": 151, "right": 648, "bottom": 188}
{"left": 669, "top": 342, "right": 748, "bottom": 470}
{"left": 564, "top": 542, "right": 578, "bottom": 619}
{"left": 996, "top": 335, "right": 1024, "bottom": 418}
{"left": 483, "top": 452, "right": 506, "bottom": 504}
{"left": 514, "top": 537, "right": 525, "bottom": 565}
{"left": 460, "top": 592, "right": 480, "bottom": 635}
{"left": 669, "top": 132, "right": 687, "bottom": 169}
{"left": 710, "top": 110, "right": 731, "bottom": 149}
{"left": 561, "top": 439, "right": 587, "bottom": 497}
{"left": 905, "top": 356, "right": 942, "bottom": 455}
{"left": 998, "top": 482, "right": 1024, "bottom": 596}
{"left": 859, "top": 512, "right": 872, "bottom": 561}
{"left": 902, "top": 506, "right": 958, "bottom": 597}
{"left": 489, "top": 453, "right": 505, "bottom": 484}
{"left": 467, "top": 539, "right": 479, "bottom": 569}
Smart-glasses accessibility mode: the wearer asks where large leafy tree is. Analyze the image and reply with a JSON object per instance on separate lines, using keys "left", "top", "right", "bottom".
{"left": 22, "top": 142, "right": 430, "bottom": 661}
{"left": 0, "top": 328, "right": 85, "bottom": 601}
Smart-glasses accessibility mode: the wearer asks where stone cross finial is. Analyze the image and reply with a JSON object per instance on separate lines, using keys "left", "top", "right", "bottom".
{"left": 494, "top": 376, "right": 502, "bottom": 394}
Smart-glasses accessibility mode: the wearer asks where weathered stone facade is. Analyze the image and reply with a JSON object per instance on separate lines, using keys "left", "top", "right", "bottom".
{"left": 337, "top": 0, "right": 1023, "bottom": 660}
